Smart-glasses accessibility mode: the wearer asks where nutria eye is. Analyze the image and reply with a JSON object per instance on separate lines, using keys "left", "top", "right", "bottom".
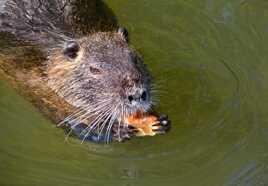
{"left": 63, "top": 41, "right": 80, "bottom": 59}
{"left": 89, "top": 66, "right": 101, "bottom": 75}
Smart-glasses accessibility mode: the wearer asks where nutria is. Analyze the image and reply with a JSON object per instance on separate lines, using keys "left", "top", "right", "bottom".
{"left": 0, "top": 0, "right": 170, "bottom": 142}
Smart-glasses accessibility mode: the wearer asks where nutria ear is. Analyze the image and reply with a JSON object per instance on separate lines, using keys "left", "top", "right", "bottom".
{"left": 63, "top": 41, "right": 80, "bottom": 59}
{"left": 118, "top": 27, "right": 129, "bottom": 42}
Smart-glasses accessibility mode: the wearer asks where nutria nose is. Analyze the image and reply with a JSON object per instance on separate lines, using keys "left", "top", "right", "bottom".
{"left": 128, "top": 90, "right": 147, "bottom": 103}
{"left": 141, "top": 91, "right": 147, "bottom": 101}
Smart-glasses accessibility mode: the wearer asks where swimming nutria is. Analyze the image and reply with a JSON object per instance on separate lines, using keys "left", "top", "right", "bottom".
{"left": 0, "top": 0, "right": 170, "bottom": 142}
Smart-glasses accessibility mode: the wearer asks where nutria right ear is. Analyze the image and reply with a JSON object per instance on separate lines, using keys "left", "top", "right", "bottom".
{"left": 118, "top": 27, "right": 129, "bottom": 42}
{"left": 63, "top": 41, "right": 80, "bottom": 59}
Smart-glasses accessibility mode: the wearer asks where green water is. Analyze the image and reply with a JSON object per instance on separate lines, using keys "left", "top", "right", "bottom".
{"left": 1, "top": 0, "right": 268, "bottom": 185}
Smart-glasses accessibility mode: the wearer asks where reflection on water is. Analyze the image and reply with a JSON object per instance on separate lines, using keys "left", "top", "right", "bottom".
{"left": 1, "top": 0, "right": 268, "bottom": 185}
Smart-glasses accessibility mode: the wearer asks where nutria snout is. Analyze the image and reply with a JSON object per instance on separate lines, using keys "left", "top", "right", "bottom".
{"left": 48, "top": 31, "right": 153, "bottom": 119}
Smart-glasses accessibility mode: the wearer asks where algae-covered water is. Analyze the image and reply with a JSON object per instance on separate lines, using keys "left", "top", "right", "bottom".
{"left": 1, "top": 0, "right": 268, "bottom": 185}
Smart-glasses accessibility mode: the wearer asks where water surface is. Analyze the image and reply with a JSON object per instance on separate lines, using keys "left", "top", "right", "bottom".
{"left": 1, "top": 0, "right": 268, "bottom": 185}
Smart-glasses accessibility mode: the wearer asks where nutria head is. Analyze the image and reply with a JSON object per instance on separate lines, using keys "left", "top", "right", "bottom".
{"left": 47, "top": 29, "right": 153, "bottom": 130}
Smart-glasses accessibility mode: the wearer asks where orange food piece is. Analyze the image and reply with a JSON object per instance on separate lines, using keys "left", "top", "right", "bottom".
{"left": 124, "top": 111, "right": 159, "bottom": 136}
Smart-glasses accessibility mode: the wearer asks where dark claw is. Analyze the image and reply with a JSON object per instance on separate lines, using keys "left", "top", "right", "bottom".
{"left": 152, "top": 114, "right": 171, "bottom": 134}
{"left": 128, "top": 125, "right": 136, "bottom": 130}
{"left": 126, "top": 125, "right": 140, "bottom": 137}
{"left": 159, "top": 114, "right": 168, "bottom": 121}
{"left": 112, "top": 124, "right": 139, "bottom": 142}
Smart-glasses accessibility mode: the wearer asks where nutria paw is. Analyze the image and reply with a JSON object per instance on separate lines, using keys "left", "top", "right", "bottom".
{"left": 152, "top": 114, "right": 171, "bottom": 134}
{"left": 112, "top": 124, "right": 139, "bottom": 142}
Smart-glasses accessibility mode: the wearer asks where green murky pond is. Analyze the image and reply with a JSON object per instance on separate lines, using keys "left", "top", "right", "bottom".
{"left": 1, "top": 0, "right": 268, "bottom": 185}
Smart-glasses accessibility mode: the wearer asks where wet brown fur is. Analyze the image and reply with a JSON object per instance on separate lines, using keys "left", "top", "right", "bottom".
{"left": 0, "top": 1, "right": 170, "bottom": 141}
{"left": 0, "top": 33, "right": 75, "bottom": 123}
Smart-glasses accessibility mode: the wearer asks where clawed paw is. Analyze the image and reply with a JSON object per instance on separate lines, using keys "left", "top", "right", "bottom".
{"left": 151, "top": 114, "right": 171, "bottom": 135}
{"left": 124, "top": 112, "right": 171, "bottom": 137}
{"left": 62, "top": 113, "right": 171, "bottom": 143}
{"left": 112, "top": 124, "right": 139, "bottom": 142}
